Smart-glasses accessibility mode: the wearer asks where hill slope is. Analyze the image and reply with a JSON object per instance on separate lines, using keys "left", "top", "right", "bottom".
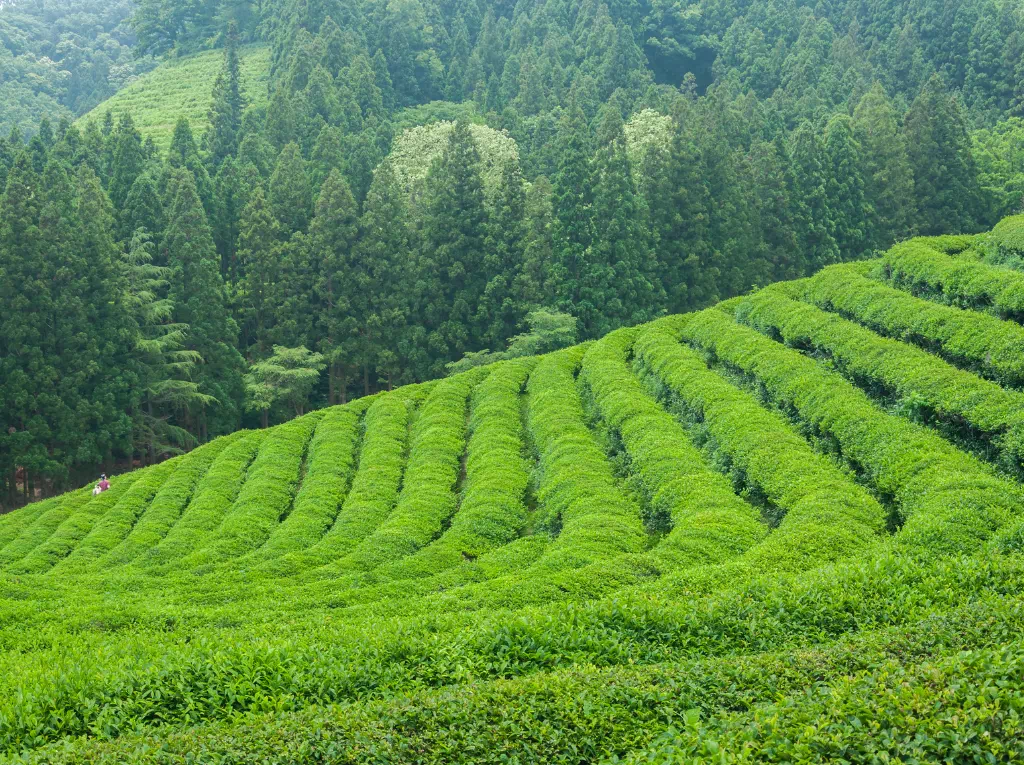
{"left": 2, "top": 232, "right": 1024, "bottom": 761}
{"left": 76, "top": 46, "right": 271, "bottom": 153}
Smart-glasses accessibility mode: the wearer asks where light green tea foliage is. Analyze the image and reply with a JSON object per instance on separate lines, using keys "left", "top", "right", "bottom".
{"left": 4, "top": 229, "right": 1024, "bottom": 764}
{"left": 76, "top": 46, "right": 271, "bottom": 154}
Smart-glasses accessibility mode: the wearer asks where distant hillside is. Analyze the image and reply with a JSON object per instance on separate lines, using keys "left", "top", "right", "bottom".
{"left": 76, "top": 45, "right": 271, "bottom": 154}
{"left": 3, "top": 229, "right": 1024, "bottom": 762}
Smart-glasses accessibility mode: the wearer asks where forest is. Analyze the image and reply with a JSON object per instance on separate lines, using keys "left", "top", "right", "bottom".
{"left": 3, "top": 0, "right": 1024, "bottom": 505}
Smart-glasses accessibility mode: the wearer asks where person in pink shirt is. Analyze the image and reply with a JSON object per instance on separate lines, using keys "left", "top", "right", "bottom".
{"left": 93, "top": 474, "right": 111, "bottom": 495}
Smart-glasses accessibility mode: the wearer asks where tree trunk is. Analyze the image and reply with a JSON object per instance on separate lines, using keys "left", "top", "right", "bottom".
{"left": 363, "top": 365, "right": 370, "bottom": 397}
{"left": 261, "top": 409, "right": 269, "bottom": 429}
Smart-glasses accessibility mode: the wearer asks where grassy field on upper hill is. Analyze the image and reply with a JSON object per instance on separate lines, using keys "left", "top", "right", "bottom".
{"left": 3, "top": 226, "right": 1024, "bottom": 762}
{"left": 76, "top": 46, "right": 271, "bottom": 154}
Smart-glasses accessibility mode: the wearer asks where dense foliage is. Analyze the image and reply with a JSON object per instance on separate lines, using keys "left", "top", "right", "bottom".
{"left": 0, "top": 233, "right": 1023, "bottom": 761}
{"left": 3, "top": 0, "right": 1024, "bottom": 500}
{"left": 0, "top": 0, "right": 157, "bottom": 136}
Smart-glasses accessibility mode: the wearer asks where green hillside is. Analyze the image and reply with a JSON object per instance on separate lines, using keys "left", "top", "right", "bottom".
{"left": 75, "top": 46, "right": 271, "bottom": 153}
{"left": 3, "top": 232, "right": 1024, "bottom": 762}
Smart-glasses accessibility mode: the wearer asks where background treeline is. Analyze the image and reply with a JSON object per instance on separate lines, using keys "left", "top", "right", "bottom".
{"left": 0, "top": 0, "right": 158, "bottom": 136}
{"left": 2, "top": 0, "right": 1024, "bottom": 506}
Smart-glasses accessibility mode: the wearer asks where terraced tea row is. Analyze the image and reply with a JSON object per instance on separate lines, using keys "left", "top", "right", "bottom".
{"left": 3, "top": 234, "right": 1024, "bottom": 761}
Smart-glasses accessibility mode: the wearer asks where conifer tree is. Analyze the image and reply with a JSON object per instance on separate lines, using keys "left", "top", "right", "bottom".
{"left": 108, "top": 114, "right": 146, "bottom": 210}
{"left": 212, "top": 157, "right": 250, "bottom": 280}
{"left": 585, "top": 106, "right": 660, "bottom": 338}
{"left": 356, "top": 160, "right": 412, "bottom": 390}
{"left": 516, "top": 175, "right": 555, "bottom": 309}
{"left": 237, "top": 185, "right": 281, "bottom": 356}
{"left": 824, "top": 113, "right": 869, "bottom": 260}
{"left": 853, "top": 83, "right": 917, "bottom": 250}
{"left": 478, "top": 156, "right": 528, "bottom": 348}
{"left": 417, "top": 121, "right": 489, "bottom": 377}
{"left": 120, "top": 172, "right": 164, "bottom": 245}
{"left": 790, "top": 121, "right": 840, "bottom": 274}
{"left": 312, "top": 169, "right": 360, "bottom": 400}
{"left": 162, "top": 167, "right": 244, "bottom": 440}
{"left": 165, "top": 117, "right": 214, "bottom": 214}
{"left": 269, "top": 142, "right": 313, "bottom": 235}
{"left": 904, "top": 75, "right": 985, "bottom": 235}
{"left": 550, "top": 99, "right": 594, "bottom": 321}
{"left": 206, "top": 22, "right": 246, "bottom": 169}
{"left": 122, "top": 229, "right": 211, "bottom": 464}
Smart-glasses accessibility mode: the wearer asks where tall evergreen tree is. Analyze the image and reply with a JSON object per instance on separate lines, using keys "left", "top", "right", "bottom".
{"left": 790, "top": 121, "right": 839, "bottom": 274}
{"left": 121, "top": 172, "right": 164, "bottom": 245}
{"left": 584, "top": 107, "right": 660, "bottom": 338}
{"left": 269, "top": 142, "right": 313, "bottom": 235}
{"left": 417, "top": 121, "right": 490, "bottom": 377}
{"left": 478, "top": 156, "right": 528, "bottom": 348}
{"left": 904, "top": 74, "right": 985, "bottom": 236}
{"left": 312, "top": 169, "right": 360, "bottom": 399}
{"left": 549, "top": 99, "right": 594, "bottom": 321}
{"left": 824, "top": 113, "right": 869, "bottom": 260}
{"left": 108, "top": 114, "right": 146, "bottom": 211}
{"left": 236, "top": 185, "right": 281, "bottom": 356}
{"left": 853, "top": 83, "right": 917, "bottom": 250}
{"left": 206, "top": 22, "right": 246, "bottom": 169}
{"left": 356, "top": 160, "right": 413, "bottom": 390}
{"left": 162, "top": 167, "right": 243, "bottom": 440}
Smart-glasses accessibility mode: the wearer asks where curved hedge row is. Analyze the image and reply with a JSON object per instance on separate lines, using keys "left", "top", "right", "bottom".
{"left": 2, "top": 542, "right": 1021, "bottom": 754}
{"left": 741, "top": 286, "right": 1024, "bottom": 471}
{"left": 180, "top": 412, "right": 323, "bottom": 569}
{"left": 373, "top": 359, "right": 534, "bottom": 581}
{"left": 136, "top": 431, "right": 267, "bottom": 568}
{"left": 256, "top": 391, "right": 419, "bottom": 580}
{"left": 94, "top": 435, "right": 239, "bottom": 569}
{"left": 239, "top": 399, "right": 371, "bottom": 566}
{"left": 0, "top": 489, "right": 89, "bottom": 552}
{"left": 51, "top": 460, "right": 181, "bottom": 574}
{"left": 680, "top": 308, "right": 1024, "bottom": 554}
{"left": 525, "top": 347, "right": 646, "bottom": 572}
{"left": 0, "top": 475, "right": 143, "bottom": 573}
{"left": 633, "top": 319, "right": 885, "bottom": 571}
{"left": 879, "top": 239, "right": 1024, "bottom": 318}
{"left": 802, "top": 262, "right": 1024, "bottom": 387}
{"left": 307, "top": 371, "right": 483, "bottom": 579}
{"left": 17, "top": 584, "right": 1024, "bottom": 765}
{"left": 580, "top": 329, "right": 766, "bottom": 569}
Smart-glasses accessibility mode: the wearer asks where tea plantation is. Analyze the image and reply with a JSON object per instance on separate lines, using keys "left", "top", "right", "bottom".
{"left": 75, "top": 46, "right": 271, "bottom": 153}
{"left": 4, "top": 230, "right": 1024, "bottom": 763}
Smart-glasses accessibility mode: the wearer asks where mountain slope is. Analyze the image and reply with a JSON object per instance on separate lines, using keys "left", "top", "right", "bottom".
{"left": 75, "top": 45, "right": 271, "bottom": 152}
{"left": 2, "top": 231, "right": 1024, "bottom": 762}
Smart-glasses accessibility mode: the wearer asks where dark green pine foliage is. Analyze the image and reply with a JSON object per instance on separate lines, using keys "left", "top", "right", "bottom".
{"left": 311, "top": 169, "right": 361, "bottom": 399}
{"left": 236, "top": 185, "right": 281, "bottom": 357}
{"left": 269, "top": 142, "right": 313, "bottom": 235}
{"left": 584, "top": 107, "right": 660, "bottom": 338}
{"left": 549, "top": 99, "right": 594, "bottom": 323}
{"left": 162, "top": 167, "right": 244, "bottom": 440}
{"left": 823, "top": 114, "right": 869, "bottom": 260}
{"left": 789, "top": 121, "right": 839, "bottom": 274}
{"left": 0, "top": 157, "right": 61, "bottom": 493}
{"left": 749, "top": 138, "right": 800, "bottom": 282}
{"left": 72, "top": 166, "right": 138, "bottom": 469}
{"left": 355, "top": 160, "right": 412, "bottom": 390}
{"left": 0, "top": 157, "right": 136, "bottom": 493}
{"left": 516, "top": 175, "right": 555, "bottom": 310}
{"left": 166, "top": 117, "right": 214, "bottom": 215}
{"left": 647, "top": 113, "right": 714, "bottom": 314}
{"left": 206, "top": 23, "right": 246, "bottom": 169}
{"left": 416, "top": 121, "right": 490, "bottom": 379}
{"left": 478, "top": 156, "right": 528, "bottom": 349}
{"left": 853, "top": 83, "right": 917, "bottom": 251}
{"left": 904, "top": 75, "right": 985, "bottom": 236}
{"left": 212, "top": 158, "right": 252, "bottom": 280}
{"left": 120, "top": 172, "right": 164, "bottom": 245}
{"left": 108, "top": 114, "right": 146, "bottom": 211}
